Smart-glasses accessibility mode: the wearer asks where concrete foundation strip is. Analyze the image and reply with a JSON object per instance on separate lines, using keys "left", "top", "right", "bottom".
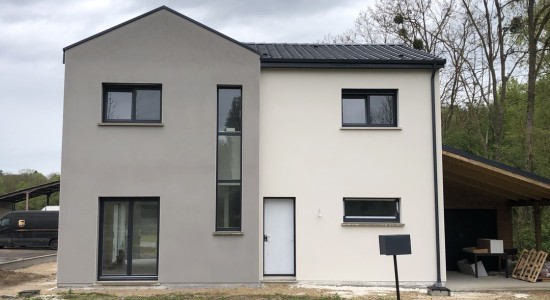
{"left": 0, "top": 253, "right": 57, "bottom": 270}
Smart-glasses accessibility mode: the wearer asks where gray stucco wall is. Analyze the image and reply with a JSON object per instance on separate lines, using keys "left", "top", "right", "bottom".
{"left": 58, "top": 9, "right": 260, "bottom": 285}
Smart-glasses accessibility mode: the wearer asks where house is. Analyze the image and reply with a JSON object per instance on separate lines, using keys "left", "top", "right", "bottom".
{"left": 58, "top": 6, "right": 446, "bottom": 287}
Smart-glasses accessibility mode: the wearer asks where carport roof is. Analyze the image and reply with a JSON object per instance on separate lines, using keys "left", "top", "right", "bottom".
{"left": 443, "top": 146, "right": 550, "bottom": 204}
{"left": 0, "top": 181, "right": 60, "bottom": 204}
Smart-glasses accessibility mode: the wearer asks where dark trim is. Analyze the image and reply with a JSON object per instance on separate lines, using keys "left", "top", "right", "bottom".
{"left": 97, "top": 197, "right": 160, "bottom": 281}
{"left": 430, "top": 63, "right": 443, "bottom": 288}
{"left": 443, "top": 145, "right": 550, "bottom": 185}
{"left": 263, "top": 197, "right": 296, "bottom": 277}
{"left": 215, "top": 86, "right": 243, "bottom": 232}
{"left": 63, "top": 6, "right": 259, "bottom": 63}
{"left": 259, "top": 62, "right": 445, "bottom": 69}
{"left": 102, "top": 83, "right": 162, "bottom": 123}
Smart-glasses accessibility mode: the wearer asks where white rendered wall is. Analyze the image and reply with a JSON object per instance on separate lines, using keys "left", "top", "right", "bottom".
{"left": 259, "top": 68, "right": 445, "bottom": 284}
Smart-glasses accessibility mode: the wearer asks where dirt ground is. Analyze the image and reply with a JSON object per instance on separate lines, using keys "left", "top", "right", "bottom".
{"left": 2, "top": 262, "right": 550, "bottom": 299}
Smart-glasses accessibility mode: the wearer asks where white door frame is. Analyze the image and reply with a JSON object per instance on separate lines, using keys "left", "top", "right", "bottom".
{"left": 263, "top": 197, "right": 296, "bottom": 276}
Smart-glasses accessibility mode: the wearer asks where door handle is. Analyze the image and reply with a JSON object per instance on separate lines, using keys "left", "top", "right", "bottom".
{"left": 264, "top": 234, "right": 269, "bottom": 242}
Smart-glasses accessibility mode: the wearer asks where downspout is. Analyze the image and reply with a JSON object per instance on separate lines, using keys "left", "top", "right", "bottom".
{"left": 429, "top": 63, "right": 446, "bottom": 290}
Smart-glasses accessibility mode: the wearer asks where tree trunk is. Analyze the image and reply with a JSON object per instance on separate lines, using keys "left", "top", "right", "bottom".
{"left": 526, "top": 0, "right": 536, "bottom": 172}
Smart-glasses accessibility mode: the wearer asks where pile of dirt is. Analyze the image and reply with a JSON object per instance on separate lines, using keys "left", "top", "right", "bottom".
{"left": 0, "top": 262, "right": 57, "bottom": 297}
{"left": 0, "top": 269, "right": 48, "bottom": 286}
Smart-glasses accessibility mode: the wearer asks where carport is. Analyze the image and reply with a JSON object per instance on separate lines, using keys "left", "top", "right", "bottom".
{"left": 442, "top": 146, "right": 550, "bottom": 272}
{"left": 0, "top": 181, "right": 60, "bottom": 216}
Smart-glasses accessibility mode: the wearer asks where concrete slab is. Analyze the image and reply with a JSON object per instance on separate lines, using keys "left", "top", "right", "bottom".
{"left": 446, "top": 271, "right": 550, "bottom": 291}
{"left": 0, "top": 248, "right": 56, "bottom": 263}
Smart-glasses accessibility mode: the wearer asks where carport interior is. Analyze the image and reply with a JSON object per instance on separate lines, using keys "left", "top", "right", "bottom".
{"left": 442, "top": 146, "right": 550, "bottom": 272}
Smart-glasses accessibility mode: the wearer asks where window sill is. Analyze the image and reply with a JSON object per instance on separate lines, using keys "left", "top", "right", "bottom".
{"left": 340, "top": 127, "right": 402, "bottom": 130}
{"left": 98, "top": 122, "right": 164, "bottom": 127}
{"left": 342, "top": 222, "right": 405, "bottom": 227}
{"left": 212, "top": 231, "right": 244, "bottom": 236}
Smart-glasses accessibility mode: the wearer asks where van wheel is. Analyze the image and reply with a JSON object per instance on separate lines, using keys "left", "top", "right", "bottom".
{"left": 49, "top": 239, "right": 58, "bottom": 250}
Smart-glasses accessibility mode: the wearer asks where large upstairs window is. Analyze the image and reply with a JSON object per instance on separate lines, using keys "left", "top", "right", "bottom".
{"left": 103, "top": 84, "right": 162, "bottom": 123}
{"left": 216, "top": 87, "right": 242, "bottom": 231}
{"left": 342, "top": 89, "right": 397, "bottom": 127}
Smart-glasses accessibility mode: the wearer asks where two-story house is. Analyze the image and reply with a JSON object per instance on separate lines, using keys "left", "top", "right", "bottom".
{"left": 58, "top": 6, "right": 446, "bottom": 287}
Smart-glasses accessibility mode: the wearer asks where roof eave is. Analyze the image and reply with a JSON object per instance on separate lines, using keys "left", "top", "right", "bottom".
{"left": 259, "top": 59, "right": 446, "bottom": 69}
{"left": 62, "top": 6, "right": 259, "bottom": 64}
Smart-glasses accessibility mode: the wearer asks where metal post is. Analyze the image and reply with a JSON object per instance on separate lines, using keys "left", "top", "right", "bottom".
{"left": 534, "top": 204, "right": 542, "bottom": 250}
{"left": 394, "top": 254, "right": 400, "bottom": 300}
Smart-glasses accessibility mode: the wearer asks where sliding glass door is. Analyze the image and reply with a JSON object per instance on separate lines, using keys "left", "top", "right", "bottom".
{"left": 98, "top": 197, "right": 159, "bottom": 280}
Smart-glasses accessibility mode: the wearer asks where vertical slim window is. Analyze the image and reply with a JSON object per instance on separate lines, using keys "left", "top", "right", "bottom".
{"left": 216, "top": 87, "right": 242, "bottom": 231}
{"left": 98, "top": 197, "right": 159, "bottom": 280}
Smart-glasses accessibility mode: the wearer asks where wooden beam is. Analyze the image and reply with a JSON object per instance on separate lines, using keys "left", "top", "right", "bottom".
{"left": 443, "top": 151, "right": 550, "bottom": 190}
{"left": 444, "top": 171, "right": 530, "bottom": 200}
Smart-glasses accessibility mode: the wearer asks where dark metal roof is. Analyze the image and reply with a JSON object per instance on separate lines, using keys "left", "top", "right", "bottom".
{"left": 245, "top": 43, "right": 446, "bottom": 69}
{"left": 0, "top": 181, "right": 60, "bottom": 204}
{"left": 62, "top": 6, "right": 259, "bottom": 63}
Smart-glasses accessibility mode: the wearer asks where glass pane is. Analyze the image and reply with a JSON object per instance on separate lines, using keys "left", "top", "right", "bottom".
{"left": 342, "top": 98, "right": 366, "bottom": 125}
{"left": 218, "top": 89, "right": 242, "bottom": 132}
{"left": 216, "top": 184, "right": 241, "bottom": 229}
{"left": 345, "top": 200, "right": 397, "bottom": 219}
{"left": 369, "top": 95, "right": 395, "bottom": 125}
{"left": 217, "top": 136, "right": 241, "bottom": 180}
{"left": 136, "top": 89, "right": 161, "bottom": 121}
{"left": 101, "top": 202, "right": 129, "bottom": 275}
{"left": 106, "top": 91, "right": 132, "bottom": 120}
{"left": 131, "top": 201, "right": 159, "bottom": 276}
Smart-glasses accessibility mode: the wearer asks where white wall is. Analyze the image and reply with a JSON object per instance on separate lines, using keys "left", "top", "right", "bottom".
{"left": 259, "top": 68, "right": 445, "bottom": 284}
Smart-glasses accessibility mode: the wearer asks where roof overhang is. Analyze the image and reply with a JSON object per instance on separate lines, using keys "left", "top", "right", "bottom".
{"left": 0, "top": 181, "right": 60, "bottom": 204}
{"left": 443, "top": 146, "right": 550, "bottom": 205}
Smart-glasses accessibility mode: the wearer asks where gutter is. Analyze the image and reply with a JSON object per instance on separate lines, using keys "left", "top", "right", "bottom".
{"left": 428, "top": 63, "right": 450, "bottom": 295}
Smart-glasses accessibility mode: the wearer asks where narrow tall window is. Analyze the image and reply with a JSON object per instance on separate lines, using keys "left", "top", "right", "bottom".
{"left": 216, "top": 87, "right": 242, "bottom": 231}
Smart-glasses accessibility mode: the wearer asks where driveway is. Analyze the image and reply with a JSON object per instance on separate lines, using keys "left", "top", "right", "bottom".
{"left": 0, "top": 248, "right": 56, "bottom": 264}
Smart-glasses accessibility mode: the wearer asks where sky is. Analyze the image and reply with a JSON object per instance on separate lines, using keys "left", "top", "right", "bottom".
{"left": 0, "top": 0, "right": 373, "bottom": 175}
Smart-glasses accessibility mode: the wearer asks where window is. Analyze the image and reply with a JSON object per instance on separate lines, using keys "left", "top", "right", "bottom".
{"left": 342, "top": 89, "right": 397, "bottom": 127}
{"left": 216, "top": 87, "right": 242, "bottom": 231}
{"left": 343, "top": 198, "right": 400, "bottom": 223}
{"left": 98, "top": 197, "right": 159, "bottom": 280}
{"left": 103, "top": 84, "right": 162, "bottom": 123}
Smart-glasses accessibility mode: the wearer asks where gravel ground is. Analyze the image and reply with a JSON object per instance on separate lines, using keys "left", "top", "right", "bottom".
{"left": 2, "top": 262, "right": 550, "bottom": 299}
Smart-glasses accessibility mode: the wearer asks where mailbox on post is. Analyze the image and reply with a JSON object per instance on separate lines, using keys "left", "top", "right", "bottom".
{"left": 379, "top": 234, "right": 411, "bottom": 255}
{"left": 379, "top": 234, "right": 411, "bottom": 300}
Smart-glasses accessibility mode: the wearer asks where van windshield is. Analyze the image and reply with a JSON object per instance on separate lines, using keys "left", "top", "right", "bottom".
{"left": 0, "top": 218, "right": 8, "bottom": 230}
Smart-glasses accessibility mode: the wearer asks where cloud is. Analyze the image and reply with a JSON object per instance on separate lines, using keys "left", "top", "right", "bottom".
{"left": 0, "top": 0, "right": 371, "bottom": 174}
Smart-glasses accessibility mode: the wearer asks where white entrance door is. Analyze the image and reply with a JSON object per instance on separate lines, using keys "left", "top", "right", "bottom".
{"left": 264, "top": 198, "right": 295, "bottom": 276}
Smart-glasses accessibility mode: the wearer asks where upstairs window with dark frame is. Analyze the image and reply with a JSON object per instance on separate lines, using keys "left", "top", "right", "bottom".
{"left": 216, "top": 87, "right": 242, "bottom": 231}
{"left": 103, "top": 84, "right": 162, "bottom": 123}
{"left": 342, "top": 89, "right": 397, "bottom": 127}
{"left": 343, "top": 198, "right": 400, "bottom": 223}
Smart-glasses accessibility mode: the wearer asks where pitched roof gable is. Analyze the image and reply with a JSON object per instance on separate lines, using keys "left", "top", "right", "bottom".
{"left": 62, "top": 6, "right": 259, "bottom": 63}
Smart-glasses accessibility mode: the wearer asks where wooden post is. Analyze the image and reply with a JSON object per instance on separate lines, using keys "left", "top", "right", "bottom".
{"left": 46, "top": 193, "right": 50, "bottom": 206}
{"left": 25, "top": 191, "right": 29, "bottom": 211}
{"left": 534, "top": 203, "right": 542, "bottom": 251}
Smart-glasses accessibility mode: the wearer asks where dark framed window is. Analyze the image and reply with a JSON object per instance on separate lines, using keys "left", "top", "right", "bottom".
{"left": 103, "top": 84, "right": 162, "bottom": 123}
{"left": 98, "top": 197, "right": 159, "bottom": 281}
{"left": 216, "top": 87, "right": 242, "bottom": 231}
{"left": 343, "top": 198, "right": 400, "bottom": 223}
{"left": 342, "top": 89, "right": 397, "bottom": 127}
